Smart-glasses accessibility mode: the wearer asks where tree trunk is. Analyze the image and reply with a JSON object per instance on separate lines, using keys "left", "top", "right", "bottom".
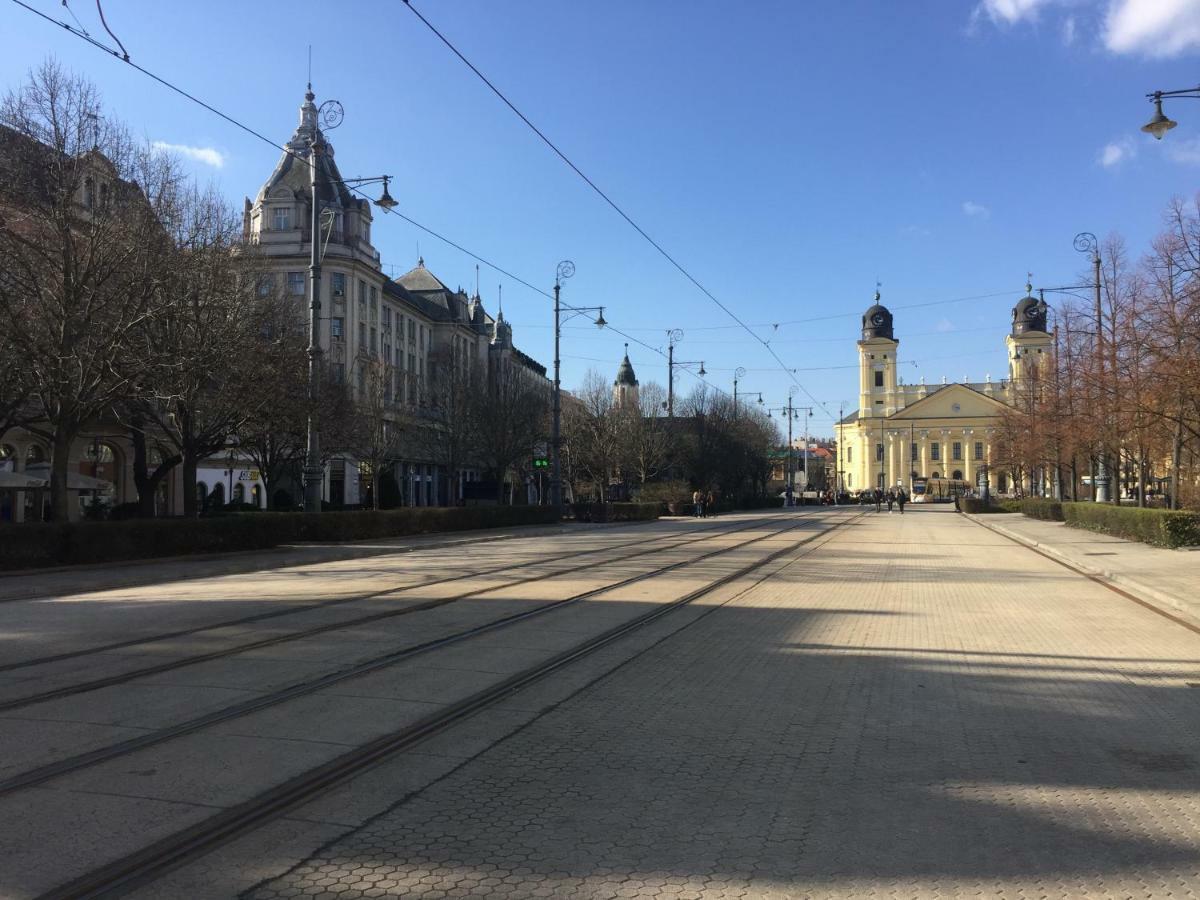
{"left": 50, "top": 427, "right": 74, "bottom": 522}
{"left": 182, "top": 449, "right": 200, "bottom": 518}
{"left": 1171, "top": 411, "right": 1184, "bottom": 510}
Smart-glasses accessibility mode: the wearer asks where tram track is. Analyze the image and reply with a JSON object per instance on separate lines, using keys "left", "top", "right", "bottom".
{"left": 0, "top": 515, "right": 769, "bottom": 677}
{"left": 0, "top": 513, "right": 836, "bottom": 797}
{"left": 35, "top": 509, "right": 860, "bottom": 900}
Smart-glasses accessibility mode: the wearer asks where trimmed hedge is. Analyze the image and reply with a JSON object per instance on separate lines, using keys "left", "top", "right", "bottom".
{"left": 1016, "top": 498, "right": 1065, "bottom": 521}
{"left": 571, "top": 502, "right": 660, "bottom": 523}
{"left": 0, "top": 505, "right": 561, "bottom": 571}
{"left": 1062, "top": 502, "right": 1200, "bottom": 549}
{"left": 960, "top": 497, "right": 1007, "bottom": 514}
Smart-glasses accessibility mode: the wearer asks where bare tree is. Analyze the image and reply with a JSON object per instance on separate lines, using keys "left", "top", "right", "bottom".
{"left": 416, "top": 344, "right": 481, "bottom": 505}
{"left": 563, "top": 369, "right": 622, "bottom": 502}
{"left": 473, "top": 358, "right": 549, "bottom": 504}
{"left": 622, "top": 381, "right": 672, "bottom": 486}
{"left": 351, "top": 357, "right": 407, "bottom": 510}
{"left": 0, "top": 61, "right": 180, "bottom": 519}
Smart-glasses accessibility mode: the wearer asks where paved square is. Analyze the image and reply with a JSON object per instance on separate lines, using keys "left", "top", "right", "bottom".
{"left": 248, "top": 508, "right": 1200, "bottom": 899}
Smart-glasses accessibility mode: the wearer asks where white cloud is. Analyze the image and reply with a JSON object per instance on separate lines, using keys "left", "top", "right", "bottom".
{"left": 1098, "top": 137, "right": 1136, "bottom": 167}
{"left": 1164, "top": 136, "right": 1200, "bottom": 164}
{"left": 1104, "top": 0, "right": 1200, "bottom": 56}
{"left": 975, "top": 0, "right": 1055, "bottom": 24}
{"left": 151, "top": 141, "right": 225, "bottom": 168}
{"left": 1062, "top": 14, "right": 1078, "bottom": 43}
{"left": 962, "top": 200, "right": 991, "bottom": 218}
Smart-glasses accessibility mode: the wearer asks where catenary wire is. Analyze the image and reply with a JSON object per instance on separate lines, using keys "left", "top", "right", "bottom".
{"left": 398, "top": 0, "right": 834, "bottom": 418}
{"left": 7, "top": 0, "right": 730, "bottom": 399}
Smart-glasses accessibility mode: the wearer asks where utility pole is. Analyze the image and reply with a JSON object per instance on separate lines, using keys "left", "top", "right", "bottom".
{"left": 665, "top": 329, "right": 703, "bottom": 419}
{"left": 302, "top": 104, "right": 324, "bottom": 514}
{"left": 733, "top": 367, "right": 746, "bottom": 419}
{"left": 550, "top": 261, "right": 573, "bottom": 512}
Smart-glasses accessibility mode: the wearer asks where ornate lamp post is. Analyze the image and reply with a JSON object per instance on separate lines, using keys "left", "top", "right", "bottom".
{"left": 1035, "top": 232, "right": 1109, "bottom": 502}
{"left": 302, "top": 90, "right": 398, "bottom": 513}
{"left": 665, "top": 329, "right": 705, "bottom": 419}
{"left": 733, "top": 367, "right": 746, "bottom": 418}
{"left": 550, "top": 260, "right": 606, "bottom": 512}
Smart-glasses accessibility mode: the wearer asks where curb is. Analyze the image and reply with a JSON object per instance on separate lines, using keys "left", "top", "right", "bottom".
{"left": 963, "top": 512, "right": 1200, "bottom": 625}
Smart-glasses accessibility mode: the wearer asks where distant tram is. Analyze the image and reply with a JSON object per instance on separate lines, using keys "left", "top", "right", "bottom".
{"left": 911, "top": 476, "right": 969, "bottom": 502}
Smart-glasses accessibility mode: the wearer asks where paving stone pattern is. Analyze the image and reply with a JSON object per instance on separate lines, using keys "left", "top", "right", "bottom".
{"left": 248, "top": 507, "right": 1200, "bottom": 899}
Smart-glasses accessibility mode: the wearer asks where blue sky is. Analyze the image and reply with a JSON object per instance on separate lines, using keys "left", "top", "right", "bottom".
{"left": 2, "top": 0, "right": 1198, "bottom": 433}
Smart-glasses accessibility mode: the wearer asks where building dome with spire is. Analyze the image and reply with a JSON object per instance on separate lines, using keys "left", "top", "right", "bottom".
{"left": 613, "top": 345, "right": 640, "bottom": 410}
{"left": 861, "top": 291, "right": 894, "bottom": 341}
{"left": 1011, "top": 285, "right": 1049, "bottom": 335}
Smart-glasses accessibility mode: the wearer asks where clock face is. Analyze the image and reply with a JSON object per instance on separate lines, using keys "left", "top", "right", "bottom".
{"left": 1026, "top": 306, "right": 1040, "bottom": 319}
{"left": 871, "top": 313, "right": 886, "bottom": 326}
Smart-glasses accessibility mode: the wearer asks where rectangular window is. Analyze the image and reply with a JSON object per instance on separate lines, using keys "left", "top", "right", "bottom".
{"left": 358, "top": 322, "right": 367, "bottom": 349}
{"left": 383, "top": 341, "right": 391, "bottom": 362}
{"left": 331, "top": 273, "right": 345, "bottom": 298}
{"left": 356, "top": 366, "right": 366, "bottom": 393}
{"left": 382, "top": 307, "right": 391, "bottom": 329}
{"left": 272, "top": 207, "right": 291, "bottom": 231}
{"left": 257, "top": 274, "right": 274, "bottom": 298}
{"left": 395, "top": 369, "right": 404, "bottom": 405}
{"left": 974, "top": 441, "right": 984, "bottom": 461}
{"left": 875, "top": 443, "right": 884, "bottom": 462}
{"left": 370, "top": 327, "right": 378, "bottom": 353}
{"left": 931, "top": 442, "right": 941, "bottom": 461}
{"left": 847, "top": 447, "right": 852, "bottom": 463}
{"left": 952, "top": 441, "right": 962, "bottom": 461}
{"left": 287, "top": 272, "right": 305, "bottom": 296}
{"left": 370, "top": 286, "right": 378, "bottom": 317}
{"left": 359, "top": 280, "right": 367, "bottom": 303}
{"left": 331, "top": 317, "right": 344, "bottom": 341}
{"left": 408, "top": 320, "right": 416, "bottom": 346}
{"left": 911, "top": 443, "right": 918, "bottom": 462}
{"left": 874, "top": 370, "right": 884, "bottom": 388}
{"left": 331, "top": 363, "right": 345, "bottom": 384}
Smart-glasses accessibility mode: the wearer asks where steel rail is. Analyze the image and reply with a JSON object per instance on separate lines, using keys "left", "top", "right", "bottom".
{"left": 1, "top": 513, "right": 835, "bottom": 797}
{"left": 0, "top": 517, "right": 781, "bottom": 711}
{"left": 0, "top": 517, "right": 750, "bottom": 675}
{"left": 36, "top": 510, "right": 859, "bottom": 900}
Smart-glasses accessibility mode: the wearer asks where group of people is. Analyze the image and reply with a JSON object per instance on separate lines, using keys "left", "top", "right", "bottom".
{"left": 692, "top": 489, "right": 718, "bottom": 518}
{"left": 861, "top": 487, "right": 908, "bottom": 514}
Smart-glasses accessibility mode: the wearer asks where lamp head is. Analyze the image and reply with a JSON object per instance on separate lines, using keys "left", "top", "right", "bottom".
{"left": 698, "top": 362, "right": 707, "bottom": 376}
{"left": 594, "top": 309, "right": 607, "bottom": 328}
{"left": 1142, "top": 95, "right": 1177, "bottom": 140}
{"left": 374, "top": 176, "right": 398, "bottom": 210}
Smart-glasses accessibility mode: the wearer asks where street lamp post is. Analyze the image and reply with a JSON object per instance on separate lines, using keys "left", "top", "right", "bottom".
{"left": 301, "top": 89, "right": 398, "bottom": 513}
{"left": 665, "top": 329, "right": 705, "bottom": 419}
{"left": 733, "top": 367, "right": 746, "bottom": 419}
{"left": 550, "top": 260, "right": 605, "bottom": 513}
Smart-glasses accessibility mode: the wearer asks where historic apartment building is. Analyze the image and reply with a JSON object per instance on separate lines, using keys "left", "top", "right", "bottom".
{"left": 834, "top": 290, "right": 1052, "bottom": 496}
{"left": 0, "top": 87, "right": 548, "bottom": 521}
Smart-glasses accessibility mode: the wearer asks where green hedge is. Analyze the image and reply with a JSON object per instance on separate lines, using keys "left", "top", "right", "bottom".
{"left": 571, "top": 502, "right": 660, "bottom": 523}
{"left": 1016, "top": 498, "right": 1065, "bottom": 521}
{"left": 1062, "top": 502, "right": 1200, "bottom": 549}
{"left": 960, "top": 497, "right": 1007, "bottom": 514}
{"left": 0, "top": 505, "right": 561, "bottom": 571}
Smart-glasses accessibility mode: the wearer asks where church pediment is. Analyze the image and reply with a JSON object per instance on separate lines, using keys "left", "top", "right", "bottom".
{"left": 889, "top": 384, "right": 1008, "bottom": 420}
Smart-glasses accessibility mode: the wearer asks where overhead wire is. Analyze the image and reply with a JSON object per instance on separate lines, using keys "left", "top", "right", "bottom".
{"left": 7, "top": 0, "right": 730, "bottom": 399}
{"left": 398, "top": 0, "right": 835, "bottom": 418}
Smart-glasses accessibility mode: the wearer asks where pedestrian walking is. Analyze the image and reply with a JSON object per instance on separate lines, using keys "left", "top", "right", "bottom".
{"left": 692, "top": 489, "right": 702, "bottom": 518}
{"left": 706, "top": 491, "right": 717, "bottom": 518}
{"left": 886, "top": 491, "right": 895, "bottom": 513}
{"left": 897, "top": 489, "right": 907, "bottom": 514}
{"left": 874, "top": 489, "right": 882, "bottom": 513}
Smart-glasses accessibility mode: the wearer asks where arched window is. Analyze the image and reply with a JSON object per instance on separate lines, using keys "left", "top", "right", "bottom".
{"left": 0, "top": 444, "right": 14, "bottom": 472}
{"left": 232, "top": 483, "right": 246, "bottom": 504}
{"left": 210, "top": 482, "right": 225, "bottom": 506}
{"left": 251, "top": 484, "right": 262, "bottom": 508}
{"left": 931, "top": 471, "right": 941, "bottom": 479}
{"left": 26, "top": 445, "right": 45, "bottom": 464}
{"left": 196, "top": 482, "right": 208, "bottom": 508}
{"left": 952, "top": 470, "right": 963, "bottom": 481}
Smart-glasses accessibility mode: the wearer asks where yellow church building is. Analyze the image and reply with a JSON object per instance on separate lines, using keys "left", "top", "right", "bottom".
{"left": 834, "top": 290, "right": 1052, "bottom": 496}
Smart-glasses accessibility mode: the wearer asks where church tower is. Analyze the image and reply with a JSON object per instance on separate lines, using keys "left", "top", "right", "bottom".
{"left": 858, "top": 292, "right": 899, "bottom": 417}
{"left": 1006, "top": 285, "right": 1053, "bottom": 385}
{"left": 613, "top": 344, "right": 640, "bottom": 410}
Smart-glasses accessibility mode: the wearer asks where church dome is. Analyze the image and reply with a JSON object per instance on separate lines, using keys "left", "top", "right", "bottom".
{"left": 1012, "top": 290, "right": 1048, "bottom": 335}
{"left": 861, "top": 292, "right": 894, "bottom": 340}
{"left": 614, "top": 347, "right": 638, "bottom": 386}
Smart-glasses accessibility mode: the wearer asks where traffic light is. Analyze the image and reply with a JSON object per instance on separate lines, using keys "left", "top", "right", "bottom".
{"left": 533, "top": 457, "right": 549, "bottom": 469}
